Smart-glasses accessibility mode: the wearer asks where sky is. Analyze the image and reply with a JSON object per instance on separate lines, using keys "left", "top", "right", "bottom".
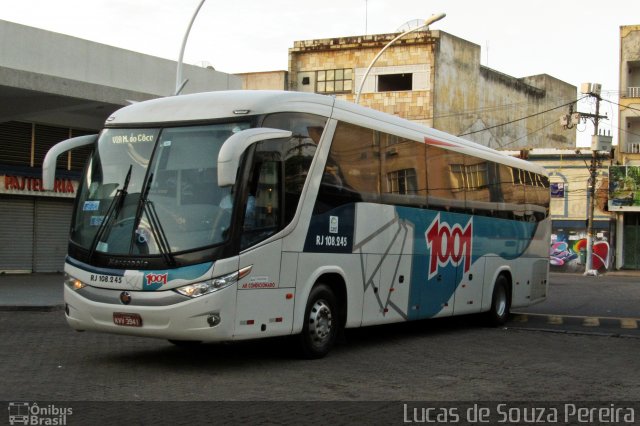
{"left": 2, "top": 0, "right": 639, "bottom": 146}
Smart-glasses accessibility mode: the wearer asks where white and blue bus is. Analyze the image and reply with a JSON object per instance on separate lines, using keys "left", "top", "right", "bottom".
{"left": 43, "top": 90, "right": 550, "bottom": 358}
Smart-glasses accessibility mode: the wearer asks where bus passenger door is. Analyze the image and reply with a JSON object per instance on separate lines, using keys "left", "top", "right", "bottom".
{"left": 234, "top": 159, "right": 294, "bottom": 339}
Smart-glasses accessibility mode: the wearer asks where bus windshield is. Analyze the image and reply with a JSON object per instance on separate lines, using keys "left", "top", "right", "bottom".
{"left": 71, "top": 122, "right": 251, "bottom": 256}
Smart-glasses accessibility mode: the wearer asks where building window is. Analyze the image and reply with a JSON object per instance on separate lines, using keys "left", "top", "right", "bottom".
{"left": 387, "top": 169, "right": 418, "bottom": 195}
{"left": 450, "top": 162, "right": 488, "bottom": 191}
{"left": 316, "top": 69, "right": 353, "bottom": 94}
{"left": 378, "top": 73, "right": 412, "bottom": 92}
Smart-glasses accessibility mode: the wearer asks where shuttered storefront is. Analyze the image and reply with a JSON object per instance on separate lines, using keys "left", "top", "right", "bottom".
{"left": 34, "top": 198, "right": 74, "bottom": 272}
{"left": 0, "top": 196, "right": 74, "bottom": 273}
{"left": 0, "top": 120, "right": 92, "bottom": 273}
{"left": 0, "top": 197, "right": 35, "bottom": 272}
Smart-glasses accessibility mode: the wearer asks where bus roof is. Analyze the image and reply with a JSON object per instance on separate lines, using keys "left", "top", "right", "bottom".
{"left": 106, "top": 90, "right": 547, "bottom": 176}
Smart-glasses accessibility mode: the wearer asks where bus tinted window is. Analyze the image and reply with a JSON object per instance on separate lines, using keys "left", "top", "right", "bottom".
{"left": 314, "top": 121, "right": 549, "bottom": 222}
{"left": 426, "top": 145, "right": 466, "bottom": 213}
{"left": 315, "top": 122, "right": 377, "bottom": 213}
{"left": 380, "top": 133, "right": 427, "bottom": 207}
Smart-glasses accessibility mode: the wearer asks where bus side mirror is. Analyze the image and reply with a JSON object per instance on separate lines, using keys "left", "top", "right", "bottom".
{"left": 42, "top": 134, "right": 98, "bottom": 190}
{"left": 218, "top": 128, "right": 292, "bottom": 187}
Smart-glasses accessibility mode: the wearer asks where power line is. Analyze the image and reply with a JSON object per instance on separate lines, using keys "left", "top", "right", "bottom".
{"left": 601, "top": 97, "right": 640, "bottom": 114}
{"left": 433, "top": 96, "right": 578, "bottom": 120}
{"left": 457, "top": 96, "right": 587, "bottom": 137}
{"left": 499, "top": 119, "right": 559, "bottom": 149}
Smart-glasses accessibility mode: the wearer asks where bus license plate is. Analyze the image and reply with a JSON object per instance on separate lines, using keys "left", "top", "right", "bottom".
{"left": 113, "top": 312, "right": 143, "bottom": 327}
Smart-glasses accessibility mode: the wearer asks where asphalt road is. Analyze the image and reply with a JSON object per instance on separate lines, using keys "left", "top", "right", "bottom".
{"left": 1, "top": 272, "right": 639, "bottom": 424}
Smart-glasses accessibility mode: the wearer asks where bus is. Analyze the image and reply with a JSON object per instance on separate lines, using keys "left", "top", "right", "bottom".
{"left": 43, "top": 90, "right": 550, "bottom": 358}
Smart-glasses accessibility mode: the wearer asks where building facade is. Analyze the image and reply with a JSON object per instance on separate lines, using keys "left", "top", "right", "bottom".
{"left": 288, "top": 30, "right": 576, "bottom": 151}
{"left": 518, "top": 150, "right": 613, "bottom": 272}
{"left": 236, "top": 70, "right": 288, "bottom": 90}
{"left": 612, "top": 25, "right": 640, "bottom": 269}
{"left": 0, "top": 20, "right": 241, "bottom": 273}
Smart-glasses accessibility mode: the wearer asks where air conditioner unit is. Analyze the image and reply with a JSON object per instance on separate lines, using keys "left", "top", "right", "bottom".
{"left": 581, "top": 83, "right": 602, "bottom": 95}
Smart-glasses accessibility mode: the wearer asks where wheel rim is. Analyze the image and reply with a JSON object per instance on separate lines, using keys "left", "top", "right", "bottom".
{"left": 495, "top": 285, "right": 507, "bottom": 317}
{"left": 308, "top": 299, "right": 333, "bottom": 346}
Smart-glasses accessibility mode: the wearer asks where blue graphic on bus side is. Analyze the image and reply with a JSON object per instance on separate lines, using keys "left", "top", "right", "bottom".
{"left": 396, "top": 207, "right": 536, "bottom": 319}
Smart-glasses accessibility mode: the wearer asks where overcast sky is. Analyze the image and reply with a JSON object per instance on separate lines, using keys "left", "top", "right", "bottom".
{"left": 3, "top": 0, "right": 639, "bottom": 146}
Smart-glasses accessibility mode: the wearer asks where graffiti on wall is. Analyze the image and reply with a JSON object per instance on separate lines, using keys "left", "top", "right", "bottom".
{"left": 550, "top": 231, "right": 610, "bottom": 272}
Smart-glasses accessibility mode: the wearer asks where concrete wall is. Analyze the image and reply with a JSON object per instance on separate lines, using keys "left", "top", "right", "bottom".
{"left": 289, "top": 32, "right": 437, "bottom": 124}
{"left": 434, "top": 32, "right": 576, "bottom": 150}
{"left": 289, "top": 30, "right": 576, "bottom": 151}
{"left": 0, "top": 19, "right": 241, "bottom": 100}
{"left": 237, "top": 71, "right": 288, "bottom": 90}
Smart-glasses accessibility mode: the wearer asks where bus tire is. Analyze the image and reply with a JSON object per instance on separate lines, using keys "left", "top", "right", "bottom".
{"left": 297, "top": 283, "right": 338, "bottom": 359}
{"left": 486, "top": 275, "right": 511, "bottom": 326}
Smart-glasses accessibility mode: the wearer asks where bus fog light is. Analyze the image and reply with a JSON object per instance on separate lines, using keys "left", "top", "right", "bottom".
{"left": 207, "top": 313, "right": 221, "bottom": 327}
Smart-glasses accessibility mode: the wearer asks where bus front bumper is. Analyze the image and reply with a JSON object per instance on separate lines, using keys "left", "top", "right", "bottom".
{"left": 64, "top": 284, "right": 237, "bottom": 342}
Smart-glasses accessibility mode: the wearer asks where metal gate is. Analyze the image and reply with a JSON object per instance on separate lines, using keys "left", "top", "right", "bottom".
{"left": 623, "top": 213, "right": 640, "bottom": 269}
{"left": 34, "top": 198, "right": 74, "bottom": 272}
{"left": 0, "top": 197, "right": 34, "bottom": 272}
{"left": 0, "top": 196, "right": 74, "bottom": 273}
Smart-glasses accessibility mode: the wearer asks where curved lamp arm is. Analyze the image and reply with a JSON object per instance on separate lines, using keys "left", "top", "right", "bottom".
{"left": 355, "top": 13, "right": 446, "bottom": 104}
{"left": 175, "top": 0, "right": 207, "bottom": 95}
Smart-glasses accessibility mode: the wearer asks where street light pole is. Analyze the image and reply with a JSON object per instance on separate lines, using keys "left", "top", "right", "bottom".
{"left": 175, "top": 0, "right": 207, "bottom": 96}
{"left": 354, "top": 13, "right": 446, "bottom": 104}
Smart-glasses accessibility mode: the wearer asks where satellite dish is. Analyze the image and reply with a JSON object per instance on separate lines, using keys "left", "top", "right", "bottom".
{"left": 396, "top": 19, "right": 424, "bottom": 32}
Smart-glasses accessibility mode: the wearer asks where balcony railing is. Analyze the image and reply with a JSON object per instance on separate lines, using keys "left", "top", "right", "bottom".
{"left": 628, "top": 87, "right": 640, "bottom": 98}
{"left": 625, "top": 142, "right": 640, "bottom": 154}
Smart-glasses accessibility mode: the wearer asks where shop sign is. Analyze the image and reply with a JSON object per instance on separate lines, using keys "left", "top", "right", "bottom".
{"left": 1, "top": 174, "right": 77, "bottom": 198}
{"left": 608, "top": 166, "right": 640, "bottom": 211}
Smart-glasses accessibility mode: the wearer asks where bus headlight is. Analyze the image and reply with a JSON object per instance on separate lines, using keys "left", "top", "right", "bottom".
{"left": 174, "top": 265, "right": 252, "bottom": 298}
{"left": 64, "top": 273, "right": 87, "bottom": 291}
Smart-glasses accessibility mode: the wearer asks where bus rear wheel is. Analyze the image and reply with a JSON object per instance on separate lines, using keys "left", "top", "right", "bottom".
{"left": 486, "top": 275, "right": 511, "bottom": 326}
{"left": 297, "top": 283, "right": 338, "bottom": 359}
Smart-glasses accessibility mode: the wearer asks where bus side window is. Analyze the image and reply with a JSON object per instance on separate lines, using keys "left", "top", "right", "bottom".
{"left": 241, "top": 160, "right": 281, "bottom": 249}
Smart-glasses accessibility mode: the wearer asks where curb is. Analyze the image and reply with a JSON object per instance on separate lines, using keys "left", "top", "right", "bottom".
{"left": 0, "top": 304, "right": 65, "bottom": 312}
{"left": 510, "top": 312, "right": 639, "bottom": 333}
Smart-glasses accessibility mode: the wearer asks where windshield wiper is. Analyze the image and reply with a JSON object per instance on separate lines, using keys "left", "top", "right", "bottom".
{"left": 130, "top": 172, "right": 176, "bottom": 267}
{"left": 89, "top": 164, "right": 132, "bottom": 260}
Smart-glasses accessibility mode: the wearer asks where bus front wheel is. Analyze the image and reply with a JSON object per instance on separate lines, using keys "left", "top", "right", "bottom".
{"left": 486, "top": 275, "right": 511, "bottom": 326}
{"left": 297, "top": 283, "right": 338, "bottom": 359}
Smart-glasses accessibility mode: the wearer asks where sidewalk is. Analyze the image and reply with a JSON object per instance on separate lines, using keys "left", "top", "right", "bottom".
{"left": 0, "top": 273, "right": 64, "bottom": 311}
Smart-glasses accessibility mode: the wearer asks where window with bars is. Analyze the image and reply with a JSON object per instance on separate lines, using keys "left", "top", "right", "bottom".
{"left": 450, "top": 162, "right": 488, "bottom": 191}
{"left": 387, "top": 169, "right": 418, "bottom": 195}
{"left": 316, "top": 69, "right": 353, "bottom": 94}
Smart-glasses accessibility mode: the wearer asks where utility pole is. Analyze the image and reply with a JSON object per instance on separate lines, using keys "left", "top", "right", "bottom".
{"left": 580, "top": 83, "right": 608, "bottom": 276}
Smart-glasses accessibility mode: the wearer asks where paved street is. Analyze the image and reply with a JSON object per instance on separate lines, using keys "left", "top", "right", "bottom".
{"left": 509, "top": 272, "right": 640, "bottom": 337}
{"left": 1, "top": 309, "right": 639, "bottom": 402}
{"left": 1, "top": 272, "right": 639, "bottom": 424}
